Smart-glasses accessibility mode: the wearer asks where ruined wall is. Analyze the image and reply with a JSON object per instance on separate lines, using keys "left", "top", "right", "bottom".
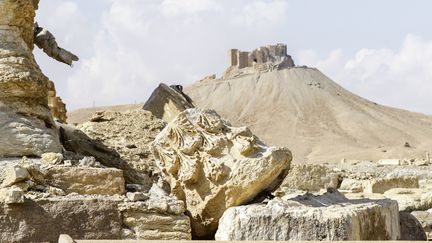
{"left": 47, "top": 81, "right": 67, "bottom": 123}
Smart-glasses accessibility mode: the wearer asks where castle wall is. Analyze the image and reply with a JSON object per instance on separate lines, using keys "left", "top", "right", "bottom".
{"left": 229, "top": 49, "right": 238, "bottom": 66}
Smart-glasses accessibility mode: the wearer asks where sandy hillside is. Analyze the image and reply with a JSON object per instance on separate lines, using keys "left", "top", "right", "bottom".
{"left": 185, "top": 67, "right": 432, "bottom": 164}
{"left": 68, "top": 104, "right": 142, "bottom": 124}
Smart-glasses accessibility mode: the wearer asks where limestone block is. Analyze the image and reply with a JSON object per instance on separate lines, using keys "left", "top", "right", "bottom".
{"left": 363, "top": 176, "right": 419, "bottom": 194}
{"left": 44, "top": 166, "right": 125, "bottom": 195}
{"left": 1, "top": 165, "right": 30, "bottom": 187}
{"left": 143, "top": 83, "right": 195, "bottom": 123}
{"left": 0, "top": 197, "right": 123, "bottom": 242}
{"left": 339, "top": 178, "right": 365, "bottom": 193}
{"left": 399, "top": 211, "right": 427, "bottom": 241}
{"left": 152, "top": 108, "right": 292, "bottom": 238}
{"left": 215, "top": 190, "right": 400, "bottom": 241}
{"left": 378, "top": 159, "right": 401, "bottom": 166}
{"left": 277, "top": 164, "right": 340, "bottom": 193}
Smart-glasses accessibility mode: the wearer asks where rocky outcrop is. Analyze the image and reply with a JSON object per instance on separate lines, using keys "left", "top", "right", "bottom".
{"left": 215, "top": 190, "right": 400, "bottom": 241}
{"left": 143, "top": 83, "right": 195, "bottom": 123}
{"left": 152, "top": 108, "right": 292, "bottom": 238}
{"left": 0, "top": 0, "right": 62, "bottom": 156}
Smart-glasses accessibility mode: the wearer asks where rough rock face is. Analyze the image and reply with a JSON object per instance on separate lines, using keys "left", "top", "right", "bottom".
{"left": 0, "top": 197, "right": 123, "bottom": 242}
{"left": 399, "top": 211, "right": 427, "bottom": 241}
{"left": 152, "top": 108, "right": 292, "bottom": 238}
{"left": 61, "top": 109, "right": 165, "bottom": 186}
{"left": 215, "top": 190, "right": 400, "bottom": 241}
{"left": 144, "top": 83, "right": 195, "bottom": 122}
{"left": 0, "top": 0, "right": 62, "bottom": 156}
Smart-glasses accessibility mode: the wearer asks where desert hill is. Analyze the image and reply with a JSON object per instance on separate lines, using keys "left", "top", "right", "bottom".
{"left": 185, "top": 66, "right": 432, "bottom": 163}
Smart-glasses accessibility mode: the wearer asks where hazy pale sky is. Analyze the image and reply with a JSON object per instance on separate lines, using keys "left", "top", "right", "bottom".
{"left": 35, "top": 0, "right": 432, "bottom": 114}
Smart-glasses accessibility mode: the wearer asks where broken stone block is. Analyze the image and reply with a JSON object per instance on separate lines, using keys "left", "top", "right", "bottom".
{"left": 126, "top": 192, "right": 148, "bottom": 202}
{"left": 339, "top": 178, "right": 365, "bottom": 193}
{"left": 41, "top": 152, "right": 64, "bottom": 164}
{"left": 143, "top": 83, "right": 195, "bottom": 123}
{"left": 44, "top": 166, "right": 125, "bottom": 195}
{"left": 363, "top": 176, "right": 419, "bottom": 194}
{"left": 152, "top": 108, "right": 292, "bottom": 238}
{"left": 215, "top": 190, "right": 400, "bottom": 241}
{"left": 399, "top": 211, "right": 427, "bottom": 241}
{"left": 0, "top": 186, "right": 24, "bottom": 204}
{"left": 1, "top": 165, "right": 30, "bottom": 187}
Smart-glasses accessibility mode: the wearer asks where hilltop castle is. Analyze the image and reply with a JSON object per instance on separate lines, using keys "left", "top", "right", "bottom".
{"left": 223, "top": 43, "right": 295, "bottom": 78}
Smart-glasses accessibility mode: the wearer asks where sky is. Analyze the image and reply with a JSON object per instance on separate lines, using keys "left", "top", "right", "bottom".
{"left": 35, "top": 0, "right": 432, "bottom": 114}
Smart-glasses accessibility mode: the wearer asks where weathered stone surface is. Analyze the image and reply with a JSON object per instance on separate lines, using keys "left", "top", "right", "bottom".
{"left": 363, "top": 176, "right": 419, "bottom": 194}
{"left": 152, "top": 108, "right": 292, "bottom": 238}
{"left": 276, "top": 164, "right": 340, "bottom": 193}
{"left": 119, "top": 184, "right": 191, "bottom": 240}
{"left": 143, "top": 83, "right": 195, "bottom": 123}
{"left": 62, "top": 109, "right": 165, "bottom": 186}
{"left": 0, "top": 0, "right": 62, "bottom": 156}
{"left": 399, "top": 211, "right": 427, "bottom": 241}
{"left": 0, "top": 197, "right": 123, "bottom": 242}
{"left": 215, "top": 190, "right": 400, "bottom": 241}
{"left": 44, "top": 166, "right": 125, "bottom": 195}
{"left": 0, "top": 165, "right": 29, "bottom": 187}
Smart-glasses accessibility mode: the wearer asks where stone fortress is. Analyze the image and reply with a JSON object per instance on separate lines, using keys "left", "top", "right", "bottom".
{"left": 224, "top": 43, "right": 295, "bottom": 78}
